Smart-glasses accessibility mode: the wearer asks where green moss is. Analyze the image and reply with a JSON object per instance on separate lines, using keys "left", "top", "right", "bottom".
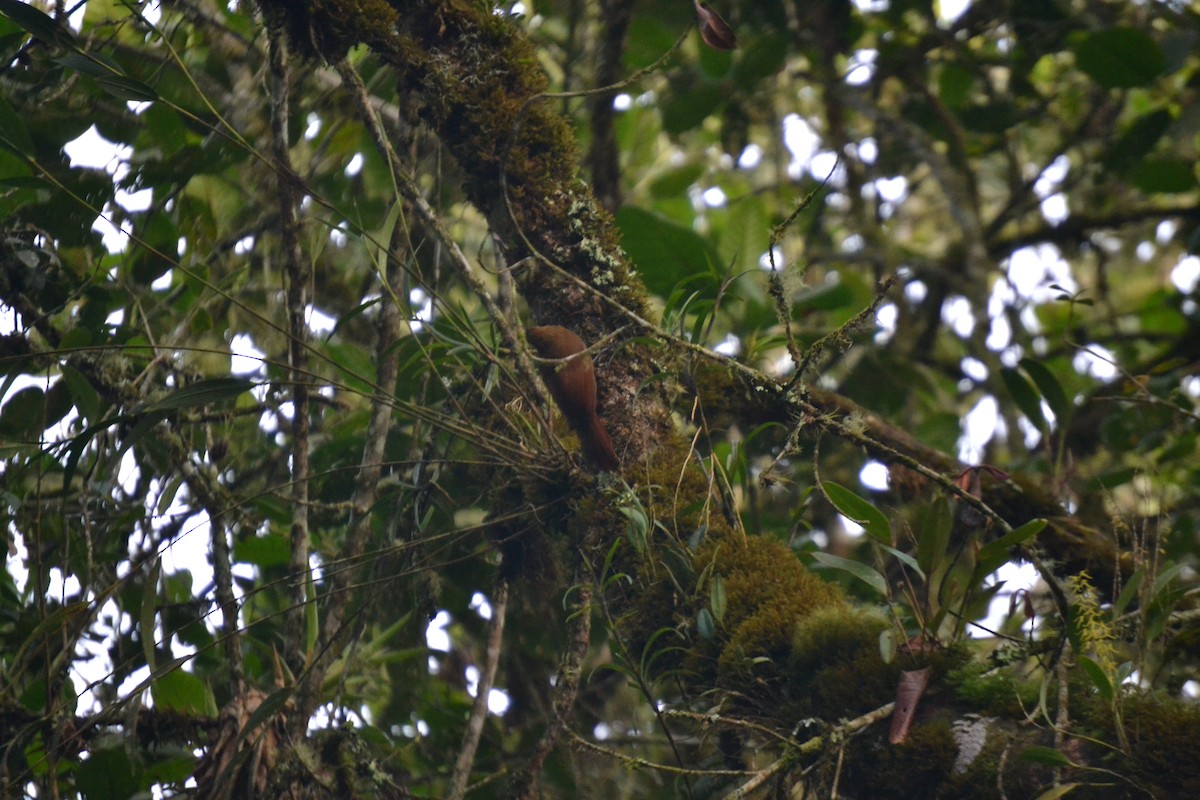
{"left": 1119, "top": 693, "right": 1200, "bottom": 797}
{"left": 788, "top": 606, "right": 898, "bottom": 717}
{"left": 844, "top": 719, "right": 959, "bottom": 800}
{"left": 948, "top": 662, "right": 1040, "bottom": 718}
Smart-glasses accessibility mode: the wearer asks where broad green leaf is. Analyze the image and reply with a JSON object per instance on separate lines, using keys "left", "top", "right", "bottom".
{"left": 810, "top": 551, "right": 888, "bottom": 597}
{"left": 616, "top": 205, "right": 719, "bottom": 298}
{"left": 233, "top": 533, "right": 291, "bottom": 568}
{"left": 305, "top": 568, "right": 319, "bottom": 664}
{"left": 649, "top": 163, "right": 705, "bottom": 199}
{"left": 917, "top": 496, "right": 952, "bottom": 576}
{"left": 1072, "top": 28, "right": 1165, "bottom": 88}
{"left": 822, "top": 481, "right": 892, "bottom": 544}
{"left": 1131, "top": 158, "right": 1197, "bottom": 194}
{"left": 1151, "top": 562, "right": 1187, "bottom": 598}
{"left": 879, "top": 628, "right": 897, "bottom": 664}
{"left": 697, "top": 607, "right": 714, "bottom": 640}
{"left": 0, "top": 0, "right": 73, "bottom": 45}
{"left": 879, "top": 543, "right": 924, "bottom": 580}
{"left": 135, "top": 377, "right": 255, "bottom": 413}
{"left": 1113, "top": 567, "right": 1144, "bottom": 617}
{"left": 1103, "top": 110, "right": 1172, "bottom": 172}
{"left": 709, "top": 573, "right": 726, "bottom": 624}
{"left": 0, "top": 93, "right": 33, "bottom": 154}
{"left": 1000, "top": 367, "right": 1048, "bottom": 433}
{"left": 1019, "top": 358, "right": 1071, "bottom": 424}
{"left": 938, "top": 63, "right": 973, "bottom": 108}
{"left": 152, "top": 667, "right": 212, "bottom": 717}
{"left": 140, "top": 556, "right": 160, "bottom": 671}
{"left": 977, "top": 519, "right": 1047, "bottom": 573}
{"left": 0, "top": 385, "right": 45, "bottom": 439}
{"left": 1077, "top": 654, "right": 1113, "bottom": 702}
{"left": 60, "top": 364, "right": 101, "bottom": 422}
{"left": 75, "top": 745, "right": 138, "bottom": 800}
{"left": 1021, "top": 746, "right": 1075, "bottom": 767}
{"left": 661, "top": 81, "right": 723, "bottom": 134}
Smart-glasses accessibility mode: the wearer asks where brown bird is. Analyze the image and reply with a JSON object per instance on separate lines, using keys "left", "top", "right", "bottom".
{"left": 525, "top": 325, "right": 619, "bottom": 472}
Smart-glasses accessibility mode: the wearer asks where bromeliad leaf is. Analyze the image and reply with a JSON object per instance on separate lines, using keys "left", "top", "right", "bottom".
{"left": 810, "top": 552, "right": 888, "bottom": 597}
{"left": 822, "top": 481, "right": 892, "bottom": 544}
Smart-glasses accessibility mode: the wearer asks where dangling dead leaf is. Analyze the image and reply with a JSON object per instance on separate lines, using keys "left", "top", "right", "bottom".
{"left": 889, "top": 666, "right": 932, "bottom": 744}
{"left": 694, "top": 1, "right": 737, "bottom": 51}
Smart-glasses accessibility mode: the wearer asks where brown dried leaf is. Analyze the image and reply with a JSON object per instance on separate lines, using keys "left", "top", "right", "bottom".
{"left": 889, "top": 667, "right": 932, "bottom": 744}
{"left": 695, "top": 1, "right": 737, "bottom": 51}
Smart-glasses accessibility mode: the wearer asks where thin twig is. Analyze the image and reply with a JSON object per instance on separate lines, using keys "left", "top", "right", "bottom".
{"left": 448, "top": 581, "right": 510, "bottom": 800}
{"left": 507, "top": 583, "right": 592, "bottom": 800}
{"left": 264, "top": 24, "right": 312, "bottom": 727}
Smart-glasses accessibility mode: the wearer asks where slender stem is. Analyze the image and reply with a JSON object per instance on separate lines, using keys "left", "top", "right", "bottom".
{"left": 448, "top": 582, "right": 510, "bottom": 800}
{"left": 266, "top": 24, "right": 312, "bottom": 708}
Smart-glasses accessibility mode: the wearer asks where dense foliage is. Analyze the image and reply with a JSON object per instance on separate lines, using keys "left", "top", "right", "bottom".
{"left": 1, "top": 0, "right": 1199, "bottom": 798}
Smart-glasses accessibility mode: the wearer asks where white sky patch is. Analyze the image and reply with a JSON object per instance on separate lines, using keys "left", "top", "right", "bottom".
{"left": 974, "top": 561, "right": 1039, "bottom": 637}
{"left": 409, "top": 288, "right": 434, "bottom": 332}
{"left": 714, "top": 332, "right": 741, "bottom": 356}
{"left": 1017, "top": 414, "right": 1043, "bottom": 448}
{"left": 426, "top": 610, "right": 451, "bottom": 652}
{"left": 783, "top": 114, "right": 819, "bottom": 177}
{"left": 874, "top": 176, "right": 907, "bottom": 203}
{"left": 839, "top": 514, "right": 865, "bottom": 538}
{"left": 613, "top": 93, "right": 632, "bottom": 111}
{"left": 1073, "top": 345, "right": 1118, "bottom": 380}
{"left": 702, "top": 186, "right": 727, "bottom": 208}
{"left": 845, "top": 48, "right": 877, "bottom": 85}
{"left": 985, "top": 279, "right": 1015, "bottom": 350}
{"left": 738, "top": 143, "right": 762, "bottom": 169}
{"left": 855, "top": 138, "right": 878, "bottom": 164}
{"left": 959, "top": 394, "right": 1000, "bottom": 464}
{"left": 1006, "top": 244, "right": 1076, "bottom": 301}
{"left": 942, "top": 295, "right": 975, "bottom": 337}
{"left": 307, "top": 305, "right": 337, "bottom": 334}
{"left": 859, "top": 460, "right": 889, "bottom": 490}
{"left": 345, "top": 153, "right": 364, "bottom": 177}
{"left": 937, "top": 0, "right": 971, "bottom": 25}
{"left": 1006, "top": 246, "right": 1047, "bottom": 297}
{"left": 759, "top": 246, "right": 784, "bottom": 272}
{"left": 1171, "top": 256, "right": 1200, "bottom": 293}
{"left": 234, "top": 235, "right": 255, "bottom": 255}
{"left": 1034, "top": 155, "right": 1070, "bottom": 225}
{"left": 1135, "top": 241, "right": 1155, "bottom": 262}
{"left": 487, "top": 688, "right": 510, "bottom": 715}
{"left": 64, "top": 126, "right": 146, "bottom": 252}
{"left": 986, "top": 314, "right": 1012, "bottom": 351}
{"left": 309, "top": 702, "right": 369, "bottom": 734}
{"left": 231, "top": 333, "right": 267, "bottom": 377}
{"left": 470, "top": 591, "right": 493, "bottom": 620}
{"left": 875, "top": 302, "right": 897, "bottom": 343}
{"left": 961, "top": 357, "right": 987, "bottom": 382}
{"left": 304, "top": 113, "right": 322, "bottom": 141}
{"left": 904, "top": 279, "right": 927, "bottom": 303}
{"left": 810, "top": 151, "right": 844, "bottom": 185}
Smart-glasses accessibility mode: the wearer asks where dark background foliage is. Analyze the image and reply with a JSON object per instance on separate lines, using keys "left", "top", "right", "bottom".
{"left": 1, "top": 0, "right": 1199, "bottom": 797}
